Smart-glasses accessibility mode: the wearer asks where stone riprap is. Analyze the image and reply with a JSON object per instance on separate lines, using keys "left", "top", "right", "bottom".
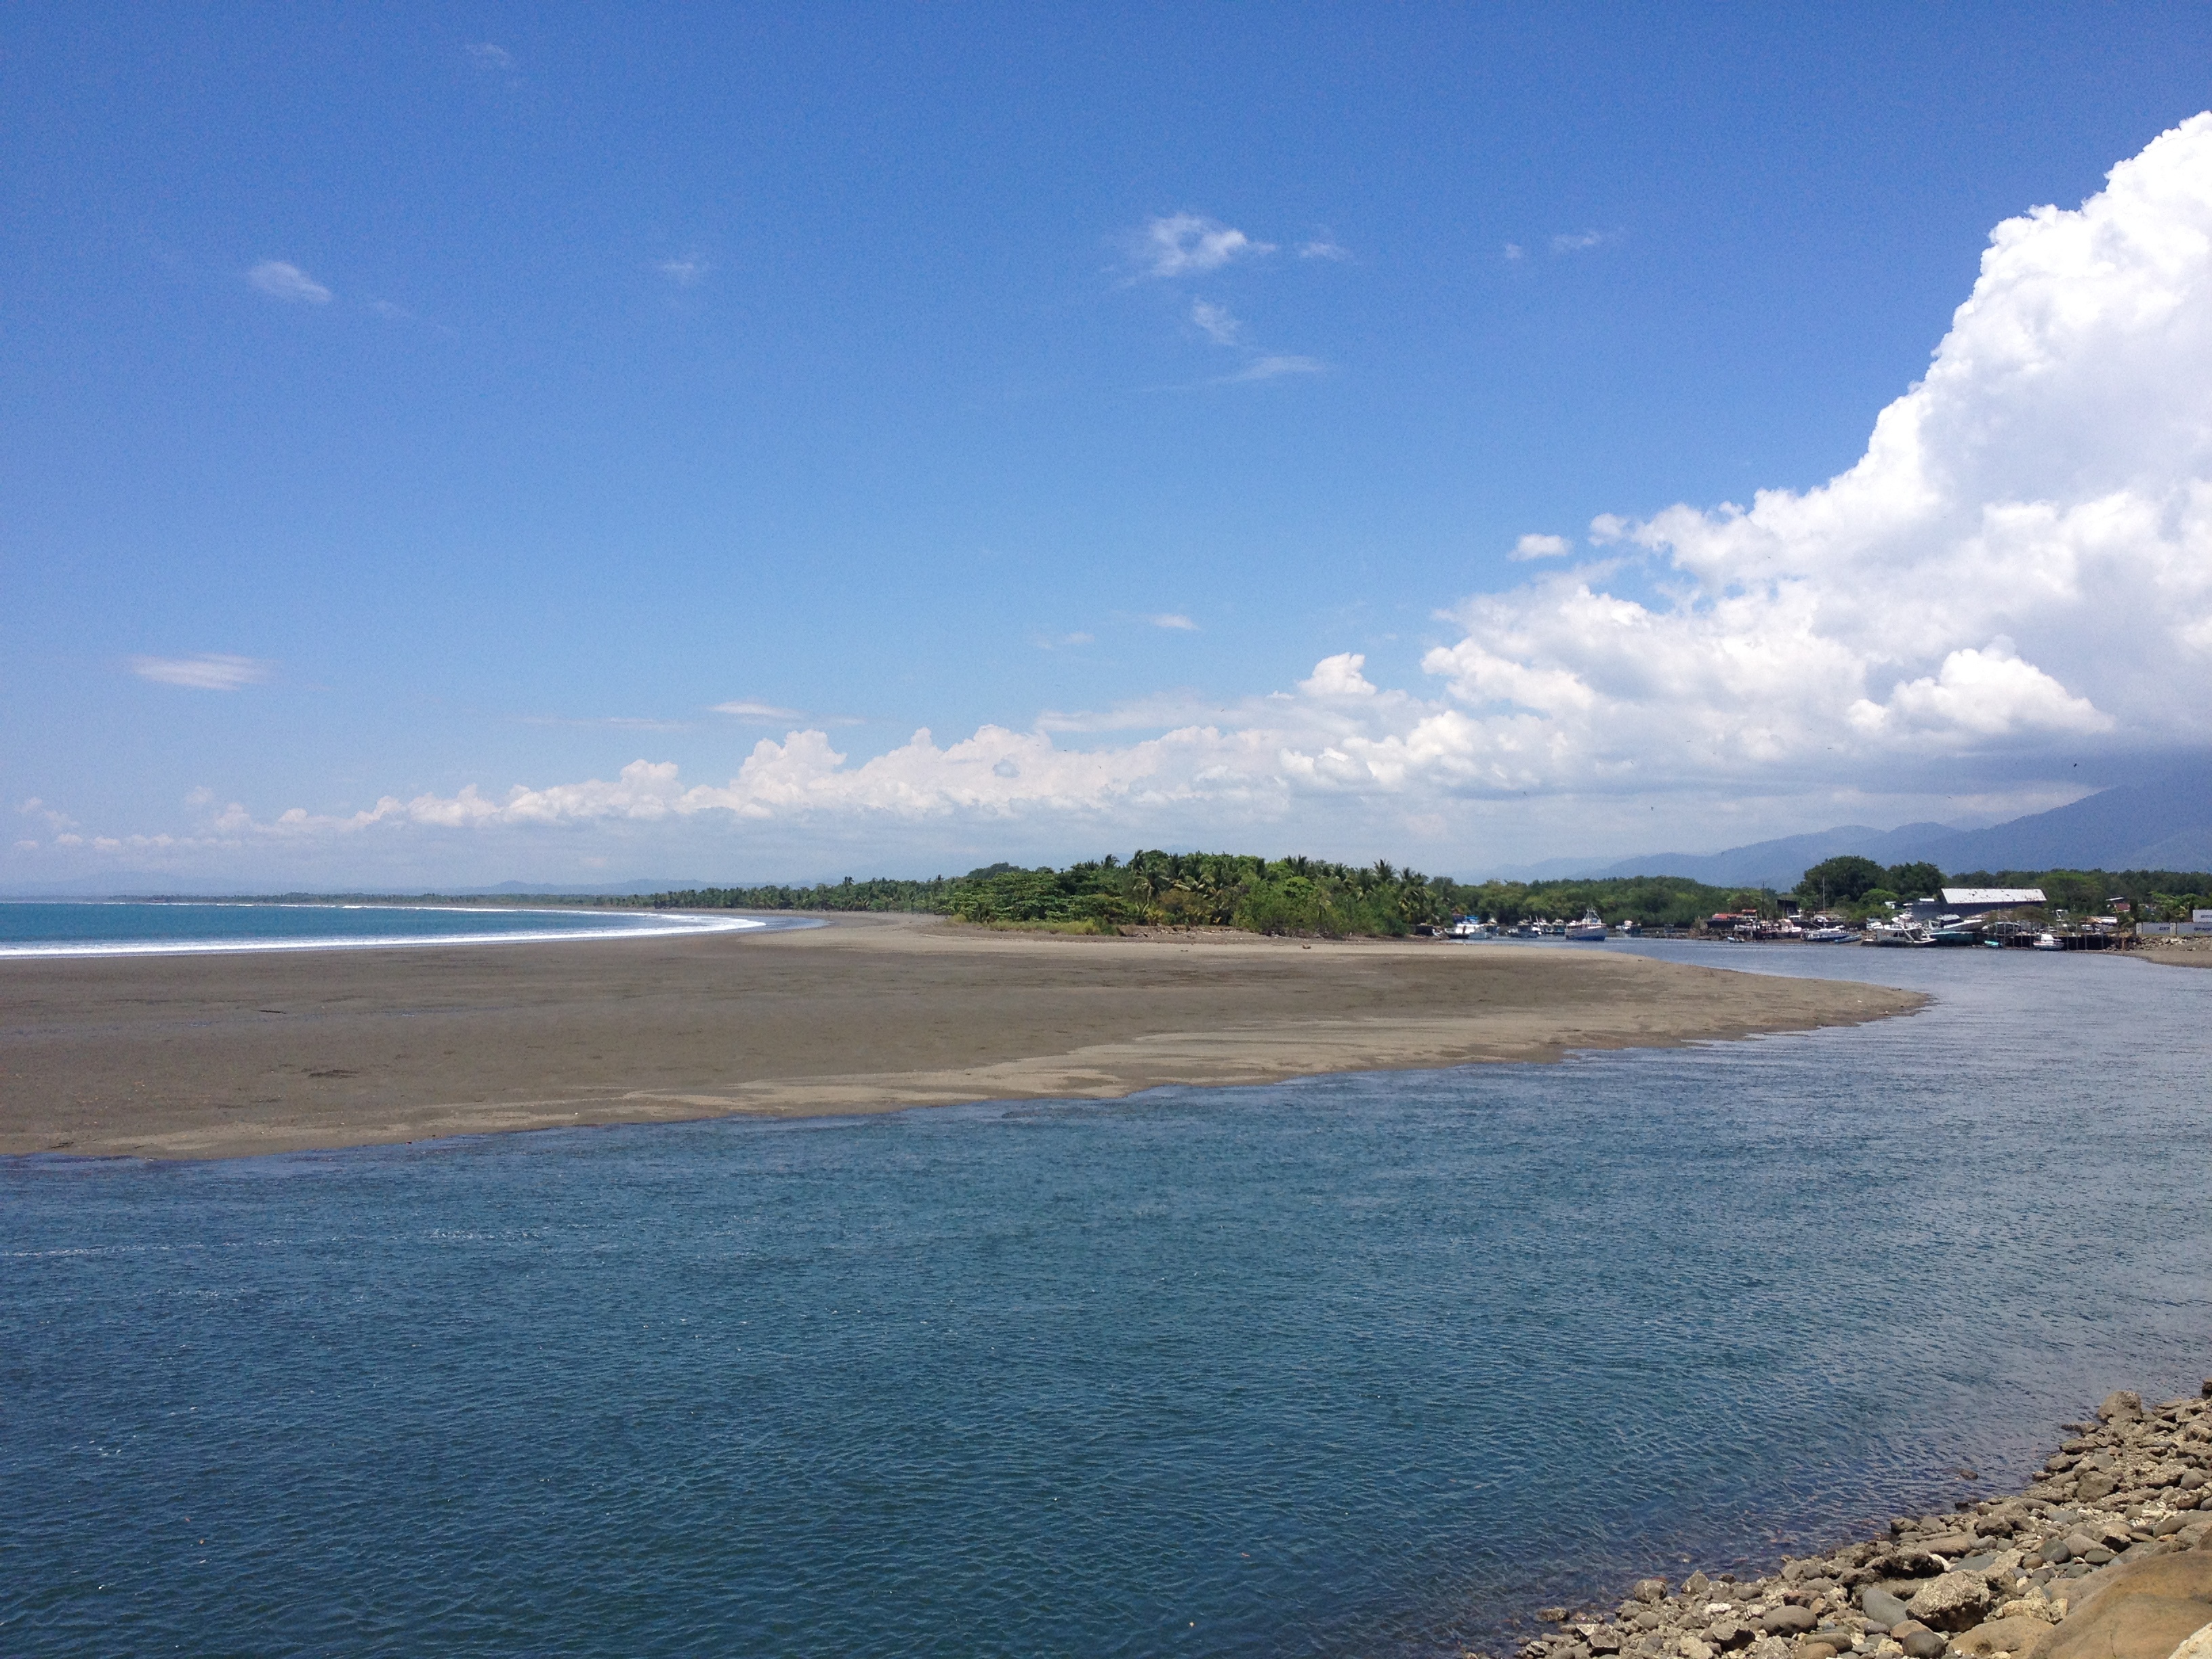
{"left": 1512, "top": 1385, "right": 2212, "bottom": 1659}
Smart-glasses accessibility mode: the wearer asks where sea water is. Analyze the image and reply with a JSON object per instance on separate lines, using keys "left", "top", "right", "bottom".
{"left": 0, "top": 899, "right": 775, "bottom": 957}
{"left": 3, "top": 945, "right": 2208, "bottom": 1658}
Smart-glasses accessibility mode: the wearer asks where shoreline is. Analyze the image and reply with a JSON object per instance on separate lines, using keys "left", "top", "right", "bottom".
{"left": 0, "top": 912, "right": 1923, "bottom": 1162}
{"left": 1506, "top": 1383, "right": 2212, "bottom": 1659}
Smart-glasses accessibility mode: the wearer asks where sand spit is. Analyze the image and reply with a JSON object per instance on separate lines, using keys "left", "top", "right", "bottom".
{"left": 0, "top": 912, "right": 1922, "bottom": 1161}
{"left": 1506, "top": 1385, "right": 2212, "bottom": 1659}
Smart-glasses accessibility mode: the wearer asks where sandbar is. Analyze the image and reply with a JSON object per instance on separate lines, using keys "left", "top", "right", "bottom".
{"left": 0, "top": 913, "right": 1924, "bottom": 1160}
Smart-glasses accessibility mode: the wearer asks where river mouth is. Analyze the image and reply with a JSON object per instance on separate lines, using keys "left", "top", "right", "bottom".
{"left": 3, "top": 945, "right": 2205, "bottom": 1657}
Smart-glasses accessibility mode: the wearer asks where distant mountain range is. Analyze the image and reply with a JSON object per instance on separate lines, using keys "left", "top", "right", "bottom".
{"left": 1507, "top": 770, "right": 2212, "bottom": 890}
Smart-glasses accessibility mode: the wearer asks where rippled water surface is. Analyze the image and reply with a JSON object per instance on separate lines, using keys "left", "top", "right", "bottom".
{"left": 5, "top": 945, "right": 2209, "bottom": 1658}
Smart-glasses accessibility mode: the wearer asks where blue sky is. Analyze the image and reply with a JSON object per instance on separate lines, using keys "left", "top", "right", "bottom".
{"left": 7, "top": 4, "right": 2212, "bottom": 888}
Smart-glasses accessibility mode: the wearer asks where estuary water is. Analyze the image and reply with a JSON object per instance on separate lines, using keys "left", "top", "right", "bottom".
{"left": 0, "top": 899, "right": 774, "bottom": 957}
{"left": 4, "top": 945, "right": 2209, "bottom": 1658}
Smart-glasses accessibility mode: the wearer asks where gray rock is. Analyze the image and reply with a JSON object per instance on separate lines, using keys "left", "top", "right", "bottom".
{"left": 2078, "top": 1472, "right": 2118, "bottom": 1501}
{"left": 2102, "top": 1390, "right": 2146, "bottom": 1423}
{"left": 1635, "top": 1579, "right": 1668, "bottom": 1604}
{"left": 1862, "top": 1588, "right": 1912, "bottom": 1627}
{"left": 1762, "top": 1607, "right": 1816, "bottom": 1637}
{"left": 1896, "top": 1622, "right": 1946, "bottom": 1658}
{"left": 1906, "top": 1572, "right": 1994, "bottom": 1632}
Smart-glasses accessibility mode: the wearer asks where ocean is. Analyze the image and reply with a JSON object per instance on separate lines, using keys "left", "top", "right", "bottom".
{"left": 3, "top": 943, "right": 2207, "bottom": 1657}
{"left": 0, "top": 899, "right": 780, "bottom": 957}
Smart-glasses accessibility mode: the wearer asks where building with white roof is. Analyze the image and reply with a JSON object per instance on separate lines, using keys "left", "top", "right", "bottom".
{"left": 1910, "top": 887, "right": 2045, "bottom": 920}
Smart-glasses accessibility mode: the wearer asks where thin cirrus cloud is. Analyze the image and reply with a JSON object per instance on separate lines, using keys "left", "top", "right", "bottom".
{"left": 1218, "top": 354, "right": 1324, "bottom": 384}
{"left": 1189, "top": 300, "right": 1243, "bottom": 346}
{"left": 465, "top": 42, "right": 513, "bottom": 68}
{"left": 522, "top": 714, "right": 691, "bottom": 732}
{"left": 1129, "top": 213, "right": 1273, "bottom": 279}
{"left": 712, "top": 699, "right": 865, "bottom": 727}
{"left": 247, "top": 261, "right": 331, "bottom": 304}
{"left": 1145, "top": 613, "right": 1200, "bottom": 632}
{"left": 1297, "top": 238, "right": 1353, "bottom": 262}
{"left": 657, "top": 257, "right": 710, "bottom": 287}
{"left": 130, "top": 654, "right": 271, "bottom": 691}
{"left": 1550, "top": 230, "right": 1611, "bottom": 253}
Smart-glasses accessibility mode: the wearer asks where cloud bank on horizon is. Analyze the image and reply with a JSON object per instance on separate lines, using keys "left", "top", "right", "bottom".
{"left": 45, "top": 115, "right": 2212, "bottom": 869}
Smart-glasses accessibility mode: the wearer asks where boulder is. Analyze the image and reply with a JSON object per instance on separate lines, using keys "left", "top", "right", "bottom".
{"left": 1908, "top": 1572, "right": 1996, "bottom": 1632}
{"left": 2101, "top": 1392, "right": 2146, "bottom": 1424}
{"left": 1864, "top": 1588, "right": 1914, "bottom": 1628}
{"left": 1763, "top": 1607, "right": 1817, "bottom": 1637}
{"left": 2021, "top": 1549, "right": 2212, "bottom": 1659}
{"left": 1893, "top": 1622, "right": 1946, "bottom": 1658}
{"left": 1637, "top": 1581, "right": 1671, "bottom": 1604}
{"left": 2081, "top": 1474, "right": 2121, "bottom": 1502}
{"left": 2170, "top": 1623, "right": 2212, "bottom": 1659}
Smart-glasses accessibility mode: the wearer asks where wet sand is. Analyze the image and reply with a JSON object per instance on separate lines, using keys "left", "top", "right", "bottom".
{"left": 0, "top": 914, "right": 1924, "bottom": 1160}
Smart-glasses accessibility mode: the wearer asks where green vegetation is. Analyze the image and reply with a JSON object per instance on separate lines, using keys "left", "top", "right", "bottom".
{"left": 642, "top": 855, "right": 1767, "bottom": 937}
{"left": 1794, "top": 856, "right": 1942, "bottom": 908}
{"left": 1946, "top": 867, "right": 2211, "bottom": 920}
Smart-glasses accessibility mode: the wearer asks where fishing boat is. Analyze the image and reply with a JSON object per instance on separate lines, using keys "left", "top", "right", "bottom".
{"left": 1564, "top": 908, "right": 1608, "bottom": 941}
{"left": 1804, "top": 925, "right": 1853, "bottom": 943}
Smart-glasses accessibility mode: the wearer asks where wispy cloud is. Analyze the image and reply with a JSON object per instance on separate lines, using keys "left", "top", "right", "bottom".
{"left": 248, "top": 262, "right": 331, "bottom": 304}
{"left": 1145, "top": 613, "right": 1200, "bottom": 631}
{"left": 466, "top": 42, "right": 513, "bottom": 68}
{"left": 367, "top": 298, "right": 413, "bottom": 320}
{"left": 1298, "top": 238, "right": 1352, "bottom": 262}
{"left": 712, "top": 699, "right": 865, "bottom": 726}
{"left": 523, "top": 714, "right": 691, "bottom": 732}
{"left": 712, "top": 699, "right": 805, "bottom": 722}
{"left": 130, "top": 653, "right": 271, "bottom": 691}
{"left": 1219, "top": 354, "right": 1324, "bottom": 384}
{"left": 1129, "top": 213, "right": 1273, "bottom": 279}
{"left": 1550, "top": 229, "right": 1610, "bottom": 253}
{"left": 1032, "top": 630, "right": 1095, "bottom": 651}
{"left": 1510, "top": 533, "right": 1572, "bottom": 560}
{"left": 657, "top": 256, "right": 710, "bottom": 287}
{"left": 1189, "top": 299, "right": 1242, "bottom": 346}
{"left": 1503, "top": 242, "right": 1526, "bottom": 261}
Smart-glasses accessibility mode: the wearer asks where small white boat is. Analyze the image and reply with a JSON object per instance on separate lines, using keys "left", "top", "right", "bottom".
{"left": 1564, "top": 908, "right": 1608, "bottom": 941}
{"left": 2033, "top": 931, "right": 2062, "bottom": 950}
{"left": 1804, "top": 925, "right": 1853, "bottom": 943}
{"left": 1447, "top": 916, "right": 1494, "bottom": 941}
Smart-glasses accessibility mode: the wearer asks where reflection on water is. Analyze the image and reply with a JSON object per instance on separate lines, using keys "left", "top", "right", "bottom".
{"left": 3, "top": 946, "right": 2207, "bottom": 1658}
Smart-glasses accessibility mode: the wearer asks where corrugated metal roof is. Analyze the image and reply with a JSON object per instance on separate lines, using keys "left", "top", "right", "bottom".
{"left": 1940, "top": 887, "right": 2045, "bottom": 903}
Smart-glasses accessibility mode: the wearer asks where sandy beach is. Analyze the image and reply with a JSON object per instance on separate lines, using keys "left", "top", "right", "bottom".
{"left": 0, "top": 913, "right": 1923, "bottom": 1160}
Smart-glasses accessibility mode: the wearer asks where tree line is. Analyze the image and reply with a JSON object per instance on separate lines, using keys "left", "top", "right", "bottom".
{"left": 1795, "top": 855, "right": 2212, "bottom": 920}
{"left": 636, "top": 854, "right": 1783, "bottom": 937}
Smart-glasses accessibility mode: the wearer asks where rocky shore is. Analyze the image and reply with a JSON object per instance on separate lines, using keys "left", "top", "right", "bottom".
{"left": 1510, "top": 1384, "right": 2212, "bottom": 1659}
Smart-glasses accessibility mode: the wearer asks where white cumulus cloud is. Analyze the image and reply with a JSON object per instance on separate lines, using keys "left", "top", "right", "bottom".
{"left": 247, "top": 262, "right": 331, "bottom": 304}
{"left": 1510, "top": 533, "right": 1572, "bottom": 560}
